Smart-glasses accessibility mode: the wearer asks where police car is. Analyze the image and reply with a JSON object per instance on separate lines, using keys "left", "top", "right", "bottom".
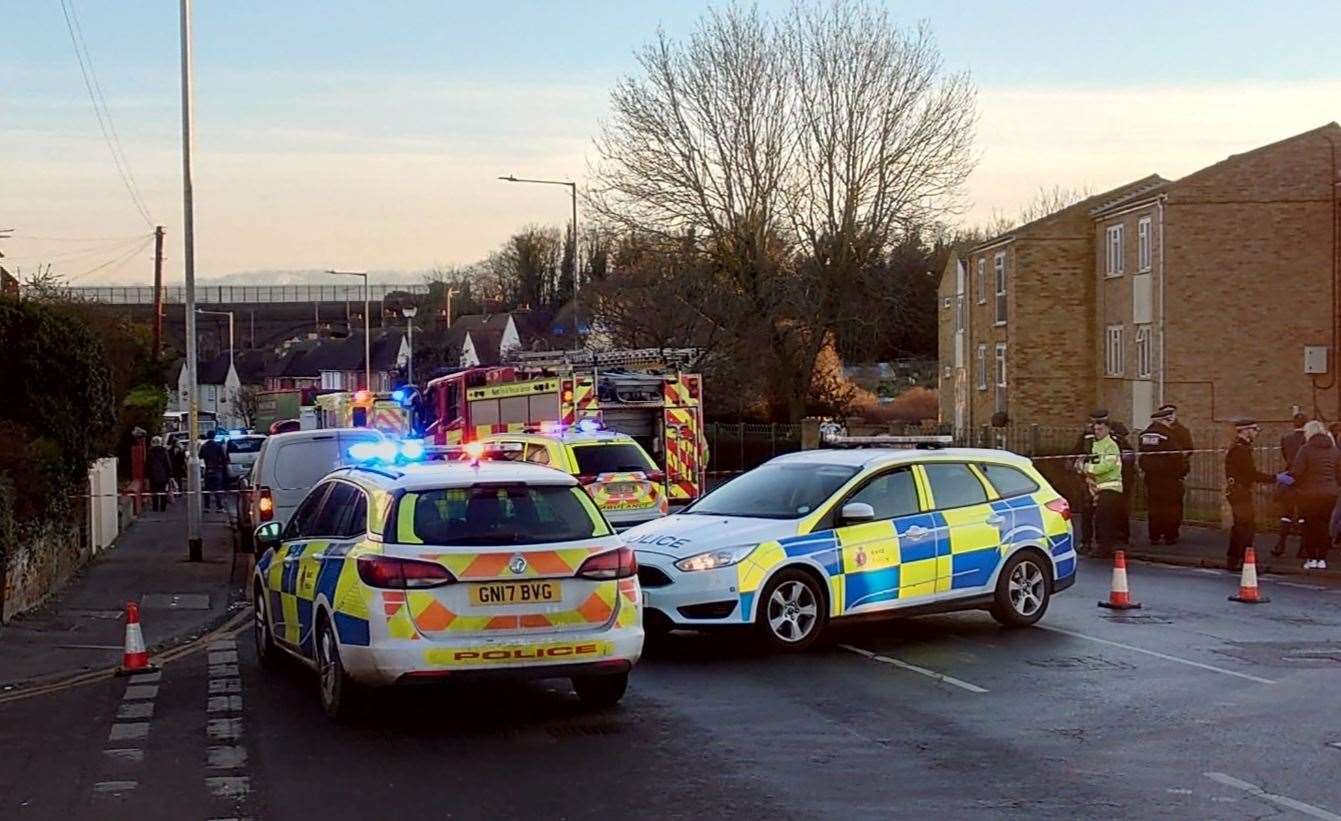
{"left": 250, "top": 442, "right": 643, "bottom": 718}
{"left": 480, "top": 422, "right": 668, "bottom": 530}
{"left": 625, "top": 446, "right": 1075, "bottom": 651}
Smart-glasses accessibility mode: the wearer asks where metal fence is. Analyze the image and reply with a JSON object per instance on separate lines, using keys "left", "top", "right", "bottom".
{"left": 705, "top": 422, "right": 802, "bottom": 473}
{"left": 60, "top": 283, "right": 429, "bottom": 305}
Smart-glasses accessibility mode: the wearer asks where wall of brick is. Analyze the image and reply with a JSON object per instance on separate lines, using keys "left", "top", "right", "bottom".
{"left": 937, "top": 255, "right": 957, "bottom": 425}
{"left": 1012, "top": 237, "right": 1096, "bottom": 428}
{"left": 1095, "top": 203, "right": 1162, "bottom": 428}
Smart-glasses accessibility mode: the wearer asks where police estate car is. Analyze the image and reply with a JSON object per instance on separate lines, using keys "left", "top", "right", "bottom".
{"left": 625, "top": 447, "right": 1075, "bottom": 651}
{"left": 251, "top": 450, "right": 643, "bottom": 718}
{"left": 481, "top": 423, "right": 668, "bottom": 530}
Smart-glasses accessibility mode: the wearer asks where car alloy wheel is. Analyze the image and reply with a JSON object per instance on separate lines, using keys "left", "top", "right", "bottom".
{"left": 254, "top": 586, "right": 276, "bottom": 668}
{"left": 767, "top": 580, "right": 818, "bottom": 643}
{"left": 1008, "top": 559, "right": 1046, "bottom": 617}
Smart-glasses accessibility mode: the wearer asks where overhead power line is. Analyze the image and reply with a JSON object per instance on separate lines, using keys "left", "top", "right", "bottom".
{"left": 58, "top": 0, "right": 154, "bottom": 228}
{"left": 66, "top": 235, "right": 154, "bottom": 282}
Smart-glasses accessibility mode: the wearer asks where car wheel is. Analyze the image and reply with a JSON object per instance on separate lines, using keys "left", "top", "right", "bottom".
{"left": 573, "top": 673, "right": 629, "bottom": 709}
{"left": 315, "top": 617, "right": 357, "bottom": 719}
{"left": 253, "top": 584, "right": 276, "bottom": 670}
{"left": 990, "top": 550, "right": 1052, "bottom": 628}
{"left": 755, "top": 568, "right": 827, "bottom": 652}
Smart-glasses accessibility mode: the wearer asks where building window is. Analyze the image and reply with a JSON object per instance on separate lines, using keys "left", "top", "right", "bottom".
{"left": 943, "top": 297, "right": 951, "bottom": 309}
{"left": 976, "top": 258, "right": 986, "bottom": 304}
{"left": 321, "top": 371, "right": 342, "bottom": 390}
{"left": 1106, "top": 225, "right": 1124, "bottom": 276}
{"left": 943, "top": 365, "right": 951, "bottom": 379}
{"left": 995, "top": 344, "right": 1007, "bottom": 387}
{"left": 1105, "top": 325, "right": 1124, "bottom": 376}
{"left": 976, "top": 344, "right": 987, "bottom": 391}
{"left": 1136, "top": 325, "right": 1152, "bottom": 378}
{"left": 206, "top": 385, "right": 216, "bottom": 403}
{"left": 954, "top": 295, "right": 964, "bottom": 334}
{"left": 1137, "top": 217, "right": 1152, "bottom": 272}
{"left": 993, "top": 253, "right": 1007, "bottom": 324}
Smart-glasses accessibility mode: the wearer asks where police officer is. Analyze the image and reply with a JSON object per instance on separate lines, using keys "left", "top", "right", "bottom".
{"left": 1083, "top": 416, "right": 1125, "bottom": 560}
{"left": 1111, "top": 420, "right": 1136, "bottom": 545}
{"left": 1070, "top": 410, "right": 1104, "bottom": 553}
{"left": 1158, "top": 403, "right": 1193, "bottom": 541}
{"left": 1225, "top": 418, "right": 1278, "bottom": 572}
{"left": 1139, "top": 407, "right": 1183, "bottom": 544}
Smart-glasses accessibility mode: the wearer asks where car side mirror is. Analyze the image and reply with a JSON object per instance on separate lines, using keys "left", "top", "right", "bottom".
{"left": 253, "top": 521, "right": 283, "bottom": 550}
{"left": 840, "top": 502, "right": 876, "bottom": 524}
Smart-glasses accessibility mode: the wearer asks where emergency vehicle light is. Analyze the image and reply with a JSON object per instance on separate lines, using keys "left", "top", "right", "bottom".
{"left": 392, "top": 388, "right": 413, "bottom": 405}
{"left": 348, "top": 440, "right": 398, "bottom": 464}
{"left": 576, "top": 419, "right": 603, "bottom": 433}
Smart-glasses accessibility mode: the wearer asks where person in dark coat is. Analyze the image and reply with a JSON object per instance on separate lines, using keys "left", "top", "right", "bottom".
{"left": 1289, "top": 420, "right": 1341, "bottom": 570}
{"left": 1224, "top": 419, "right": 1279, "bottom": 572}
{"left": 1069, "top": 411, "right": 1104, "bottom": 553}
{"left": 1139, "top": 408, "right": 1184, "bottom": 545}
{"left": 145, "top": 436, "right": 173, "bottom": 512}
{"left": 169, "top": 439, "right": 187, "bottom": 484}
{"left": 199, "top": 436, "right": 230, "bottom": 512}
{"left": 1156, "top": 404, "right": 1192, "bottom": 541}
{"left": 1272, "top": 413, "right": 1309, "bottom": 557}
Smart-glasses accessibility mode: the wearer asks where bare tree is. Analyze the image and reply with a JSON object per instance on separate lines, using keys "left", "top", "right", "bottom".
{"left": 589, "top": 1, "right": 976, "bottom": 420}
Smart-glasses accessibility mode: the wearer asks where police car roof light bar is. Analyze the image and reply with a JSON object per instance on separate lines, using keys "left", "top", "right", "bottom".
{"left": 823, "top": 434, "right": 954, "bottom": 450}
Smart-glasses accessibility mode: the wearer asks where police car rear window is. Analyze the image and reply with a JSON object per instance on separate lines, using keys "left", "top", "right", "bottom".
{"left": 396, "top": 484, "right": 611, "bottom": 546}
{"left": 978, "top": 463, "right": 1039, "bottom": 499}
{"left": 686, "top": 463, "right": 858, "bottom": 519}
{"left": 226, "top": 437, "right": 265, "bottom": 454}
{"left": 572, "top": 443, "right": 655, "bottom": 475}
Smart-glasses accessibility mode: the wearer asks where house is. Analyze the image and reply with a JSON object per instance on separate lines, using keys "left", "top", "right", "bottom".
{"left": 173, "top": 353, "right": 243, "bottom": 428}
{"left": 938, "top": 175, "right": 1169, "bottom": 436}
{"left": 938, "top": 122, "right": 1341, "bottom": 439}
{"left": 297, "top": 330, "right": 409, "bottom": 392}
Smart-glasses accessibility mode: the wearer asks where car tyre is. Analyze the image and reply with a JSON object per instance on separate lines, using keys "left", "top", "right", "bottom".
{"left": 316, "top": 616, "right": 359, "bottom": 720}
{"left": 573, "top": 672, "right": 629, "bottom": 709}
{"left": 754, "top": 568, "right": 827, "bottom": 653}
{"left": 253, "top": 583, "right": 277, "bottom": 670}
{"left": 990, "top": 550, "right": 1052, "bottom": 628}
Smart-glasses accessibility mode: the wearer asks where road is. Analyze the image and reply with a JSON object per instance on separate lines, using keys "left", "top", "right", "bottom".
{"left": 4, "top": 556, "right": 1341, "bottom": 820}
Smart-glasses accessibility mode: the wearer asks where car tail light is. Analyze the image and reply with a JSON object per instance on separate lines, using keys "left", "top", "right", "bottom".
{"left": 577, "top": 546, "right": 638, "bottom": 580}
{"left": 357, "top": 555, "right": 456, "bottom": 589}
{"left": 257, "top": 487, "right": 274, "bottom": 521}
{"left": 644, "top": 469, "right": 666, "bottom": 483}
{"left": 1045, "top": 498, "right": 1071, "bottom": 521}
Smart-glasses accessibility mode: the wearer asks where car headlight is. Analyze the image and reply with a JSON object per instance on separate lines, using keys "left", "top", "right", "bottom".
{"left": 674, "top": 544, "right": 757, "bottom": 573}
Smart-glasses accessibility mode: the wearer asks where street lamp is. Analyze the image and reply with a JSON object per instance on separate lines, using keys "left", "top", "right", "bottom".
{"left": 326, "top": 270, "right": 370, "bottom": 391}
{"left": 401, "top": 304, "right": 418, "bottom": 385}
{"left": 498, "top": 174, "right": 580, "bottom": 341}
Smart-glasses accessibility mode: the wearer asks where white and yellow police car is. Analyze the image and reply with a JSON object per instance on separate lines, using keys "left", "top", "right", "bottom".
{"left": 251, "top": 443, "right": 643, "bottom": 718}
{"left": 625, "top": 446, "right": 1075, "bottom": 651}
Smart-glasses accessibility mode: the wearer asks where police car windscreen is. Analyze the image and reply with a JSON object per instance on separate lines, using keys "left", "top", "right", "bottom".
{"left": 573, "top": 443, "right": 655, "bottom": 474}
{"left": 686, "top": 464, "right": 858, "bottom": 519}
{"left": 400, "top": 485, "right": 609, "bottom": 546}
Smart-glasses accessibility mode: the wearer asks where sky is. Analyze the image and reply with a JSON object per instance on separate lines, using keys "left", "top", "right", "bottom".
{"left": 3, "top": 0, "right": 1341, "bottom": 284}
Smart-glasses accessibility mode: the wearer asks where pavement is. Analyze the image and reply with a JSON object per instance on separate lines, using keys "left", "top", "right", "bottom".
{"left": 1118, "top": 518, "right": 1341, "bottom": 579}
{"left": 2, "top": 555, "right": 1340, "bottom": 819}
{"left": 0, "top": 503, "right": 246, "bottom": 690}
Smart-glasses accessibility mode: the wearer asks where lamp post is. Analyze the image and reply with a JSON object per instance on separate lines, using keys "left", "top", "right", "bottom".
{"left": 498, "top": 175, "right": 579, "bottom": 340}
{"left": 326, "top": 270, "right": 370, "bottom": 390}
{"left": 444, "top": 286, "right": 459, "bottom": 329}
{"left": 401, "top": 304, "right": 418, "bottom": 385}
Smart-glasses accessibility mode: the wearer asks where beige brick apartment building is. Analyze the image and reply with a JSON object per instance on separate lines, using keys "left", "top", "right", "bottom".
{"left": 939, "top": 123, "right": 1341, "bottom": 439}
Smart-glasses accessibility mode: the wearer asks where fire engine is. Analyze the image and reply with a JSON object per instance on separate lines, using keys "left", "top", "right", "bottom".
{"left": 310, "top": 389, "right": 418, "bottom": 438}
{"left": 424, "top": 348, "right": 706, "bottom": 501}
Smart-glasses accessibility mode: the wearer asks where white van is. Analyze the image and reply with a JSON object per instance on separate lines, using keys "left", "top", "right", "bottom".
{"left": 238, "top": 428, "right": 385, "bottom": 549}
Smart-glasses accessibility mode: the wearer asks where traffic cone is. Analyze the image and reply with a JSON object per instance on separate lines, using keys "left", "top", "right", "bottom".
{"left": 1229, "top": 547, "right": 1270, "bottom": 604}
{"left": 116, "top": 602, "right": 158, "bottom": 676}
{"left": 1098, "top": 550, "right": 1142, "bottom": 610}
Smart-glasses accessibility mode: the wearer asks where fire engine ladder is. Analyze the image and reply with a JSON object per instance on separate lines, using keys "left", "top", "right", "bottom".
{"left": 507, "top": 347, "right": 700, "bottom": 371}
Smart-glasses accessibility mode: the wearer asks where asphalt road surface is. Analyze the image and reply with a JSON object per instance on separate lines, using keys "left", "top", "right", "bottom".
{"left": 4, "top": 556, "right": 1341, "bottom": 820}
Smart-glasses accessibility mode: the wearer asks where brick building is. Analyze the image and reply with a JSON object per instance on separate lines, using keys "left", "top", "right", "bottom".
{"left": 940, "top": 123, "right": 1341, "bottom": 440}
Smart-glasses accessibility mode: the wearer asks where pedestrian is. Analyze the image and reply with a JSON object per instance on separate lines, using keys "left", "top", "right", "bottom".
{"left": 1070, "top": 411, "right": 1103, "bottom": 553}
{"left": 145, "top": 436, "right": 173, "bottom": 513}
{"left": 1224, "top": 419, "right": 1279, "bottom": 572}
{"left": 1289, "top": 419, "right": 1341, "bottom": 570}
{"left": 1157, "top": 403, "right": 1192, "bottom": 542}
{"left": 1272, "top": 412, "right": 1309, "bottom": 557}
{"left": 199, "top": 435, "right": 230, "bottom": 512}
{"left": 1138, "top": 407, "right": 1183, "bottom": 545}
{"left": 1082, "top": 414, "right": 1125, "bottom": 560}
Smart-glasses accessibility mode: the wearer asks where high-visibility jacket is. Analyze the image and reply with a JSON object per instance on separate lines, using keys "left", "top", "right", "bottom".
{"left": 1085, "top": 435, "right": 1123, "bottom": 493}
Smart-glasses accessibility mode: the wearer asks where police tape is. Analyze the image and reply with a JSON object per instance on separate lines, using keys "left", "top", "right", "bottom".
{"left": 68, "top": 488, "right": 252, "bottom": 500}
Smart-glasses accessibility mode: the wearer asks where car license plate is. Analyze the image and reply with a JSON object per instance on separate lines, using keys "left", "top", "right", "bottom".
{"left": 607, "top": 482, "right": 635, "bottom": 496}
{"left": 469, "top": 581, "right": 561, "bottom": 606}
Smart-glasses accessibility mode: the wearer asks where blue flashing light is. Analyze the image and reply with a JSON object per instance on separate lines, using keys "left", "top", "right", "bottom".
{"left": 348, "top": 440, "right": 397, "bottom": 464}
{"left": 576, "top": 419, "right": 603, "bottom": 434}
{"left": 230, "top": 429, "right": 245, "bottom": 436}
{"left": 392, "top": 388, "right": 410, "bottom": 405}
{"left": 399, "top": 439, "right": 425, "bottom": 461}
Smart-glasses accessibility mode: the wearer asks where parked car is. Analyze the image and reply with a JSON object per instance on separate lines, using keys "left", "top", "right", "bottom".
{"left": 237, "top": 428, "right": 386, "bottom": 551}
{"left": 224, "top": 433, "right": 267, "bottom": 485}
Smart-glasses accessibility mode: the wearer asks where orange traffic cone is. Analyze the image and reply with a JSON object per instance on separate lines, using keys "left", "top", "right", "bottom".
{"left": 116, "top": 602, "right": 158, "bottom": 676}
{"left": 1098, "top": 550, "right": 1142, "bottom": 610}
{"left": 1229, "top": 548, "right": 1270, "bottom": 604}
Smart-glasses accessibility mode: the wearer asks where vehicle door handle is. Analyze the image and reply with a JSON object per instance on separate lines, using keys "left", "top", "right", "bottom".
{"left": 985, "top": 514, "right": 1005, "bottom": 526}
{"left": 904, "top": 526, "right": 929, "bottom": 539}
{"left": 282, "top": 555, "right": 302, "bottom": 564}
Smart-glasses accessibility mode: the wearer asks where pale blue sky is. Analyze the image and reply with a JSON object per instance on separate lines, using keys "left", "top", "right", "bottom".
{"left": 4, "top": 1, "right": 1341, "bottom": 280}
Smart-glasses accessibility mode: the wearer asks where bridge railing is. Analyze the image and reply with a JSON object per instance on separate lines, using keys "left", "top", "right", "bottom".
{"left": 60, "top": 283, "right": 429, "bottom": 305}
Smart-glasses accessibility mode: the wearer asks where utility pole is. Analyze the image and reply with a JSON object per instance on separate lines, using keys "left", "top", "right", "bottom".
{"left": 180, "top": 0, "right": 202, "bottom": 562}
{"left": 327, "top": 271, "right": 370, "bottom": 390}
{"left": 497, "top": 175, "right": 580, "bottom": 343}
{"left": 152, "top": 226, "right": 165, "bottom": 362}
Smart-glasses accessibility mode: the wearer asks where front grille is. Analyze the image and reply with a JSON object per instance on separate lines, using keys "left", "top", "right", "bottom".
{"left": 677, "top": 601, "right": 738, "bottom": 620}
{"left": 637, "top": 566, "right": 673, "bottom": 588}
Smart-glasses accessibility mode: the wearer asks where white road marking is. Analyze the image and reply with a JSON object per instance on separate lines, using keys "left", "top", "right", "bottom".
{"left": 1205, "top": 772, "right": 1341, "bottom": 820}
{"left": 1275, "top": 581, "right": 1327, "bottom": 591}
{"left": 108, "top": 722, "right": 150, "bottom": 741}
{"left": 1038, "top": 625, "right": 1277, "bottom": 685}
{"left": 209, "top": 664, "right": 241, "bottom": 678}
{"left": 102, "top": 748, "right": 144, "bottom": 762}
{"left": 128, "top": 671, "right": 161, "bottom": 684}
{"left": 209, "top": 678, "right": 242, "bottom": 695}
{"left": 207, "top": 718, "right": 243, "bottom": 741}
{"left": 207, "top": 746, "right": 248, "bottom": 769}
{"left": 208, "top": 650, "right": 239, "bottom": 665}
{"left": 208, "top": 695, "right": 243, "bottom": 713}
{"left": 838, "top": 644, "right": 988, "bottom": 693}
{"left": 207, "top": 639, "right": 237, "bottom": 652}
{"left": 92, "top": 780, "right": 137, "bottom": 793}
{"left": 116, "top": 702, "right": 154, "bottom": 720}
{"left": 205, "top": 776, "right": 251, "bottom": 798}
{"left": 122, "top": 685, "right": 159, "bottom": 701}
